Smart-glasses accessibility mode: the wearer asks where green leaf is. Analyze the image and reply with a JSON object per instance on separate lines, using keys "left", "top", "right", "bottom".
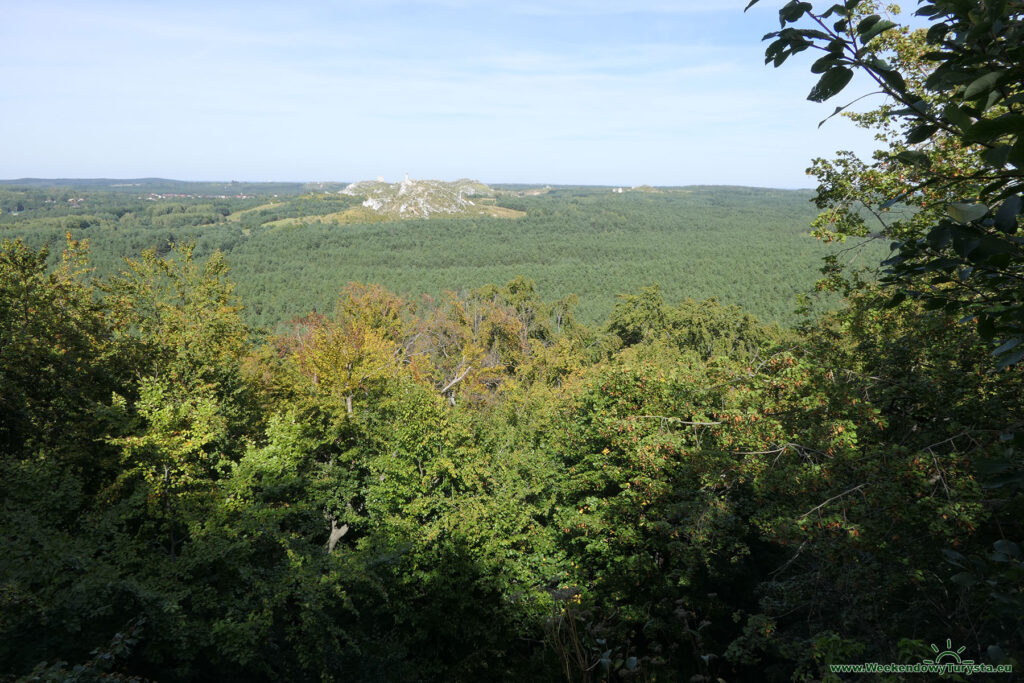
{"left": 860, "top": 19, "right": 897, "bottom": 43}
{"left": 963, "top": 71, "right": 1003, "bottom": 100}
{"left": 994, "top": 195, "right": 1021, "bottom": 233}
{"left": 800, "top": 29, "right": 831, "bottom": 40}
{"left": 982, "top": 145, "right": 1012, "bottom": 166}
{"left": 881, "top": 190, "right": 911, "bottom": 209}
{"left": 947, "top": 203, "right": 989, "bottom": 223}
{"left": 818, "top": 102, "right": 852, "bottom": 128}
{"left": 978, "top": 315, "right": 996, "bottom": 341}
{"left": 962, "top": 235, "right": 1013, "bottom": 262}
{"left": 941, "top": 548, "right": 966, "bottom": 567}
{"left": 982, "top": 178, "right": 1016, "bottom": 201}
{"left": 811, "top": 55, "right": 842, "bottom": 74}
{"left": 891, "top": 99, "right": 930, "bottom": 116}
{"left": 856, "top": 15, "right": 881, "bottom": 34}
{"left": 996, "top": 345, "right": 1024, "bottom": 369}
{"left": 808, "top": 66, "right": 854, "bottom": 102}
{"left": 943, "top": 105, "right": 976, "bottom": 133}
{"left": 906, "top": 123, "right": 938, "bottom": 144}
{"left": 970, "top": 114, "right": 1024, "bottom": 139}
{"left": 993, "top": 337, "right": 1021, "bottom": 356}
{"left": 885, "top": 290, "right": 908, "bottom": 308}
{"left": 895, "top": 150, "right": 931, "bottom": 169}
{"left": 926, "top": 222, "right": 952, "bottom": 248}
{"left": 825, "top": 37, "right": 846, "bottom": 55}
{"left": 925, "top": 22, "right": 949, "bottom": 43}
{"left": 876, "top": 67, "right": 907, "bottom": 93}
{"left": 950, "top": 571, "right": 977, "bottom": 587}
{"left": 983, "top": 89, "right": 1002, "bottom": 112}
{"left": 864, "top": 55, "right": 891, "bottom": 71}
{"left": 1008, "top": 137, "right": 1024, "bottom": 167}
{"left": 779, "top": 1, "right": 813, "bottom": 24}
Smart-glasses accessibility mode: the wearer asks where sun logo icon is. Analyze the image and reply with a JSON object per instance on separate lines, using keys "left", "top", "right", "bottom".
{"left": 923, "top": 639, "right": 975, "bottom": 665}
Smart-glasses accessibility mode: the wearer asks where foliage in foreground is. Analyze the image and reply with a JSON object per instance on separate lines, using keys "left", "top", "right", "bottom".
{"left": 1, "top": 234, "right": 1020, "bottom": 681}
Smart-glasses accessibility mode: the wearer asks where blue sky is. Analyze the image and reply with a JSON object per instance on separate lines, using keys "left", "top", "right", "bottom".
{"left": 1, "top": 1, "right": 887, "bottom": 187}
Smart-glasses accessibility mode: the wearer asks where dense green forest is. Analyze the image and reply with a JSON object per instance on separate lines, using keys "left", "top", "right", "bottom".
{"left": 2, "top": 1, "right": 1024, "bottom": 681}
{"left": 0, "top": 182, "right": 885, "bottom": 328}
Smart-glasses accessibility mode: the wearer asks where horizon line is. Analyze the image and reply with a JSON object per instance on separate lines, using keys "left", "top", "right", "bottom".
{"left": 0, "top": 176, "right": 818, "bottom": 192}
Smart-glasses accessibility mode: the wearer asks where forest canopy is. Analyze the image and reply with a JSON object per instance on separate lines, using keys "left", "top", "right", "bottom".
{"left": 1, "top": 1, "right": 1022, "bottom": 681}
{"left": 0, "top": 182, "right": 884, "bottom": 328}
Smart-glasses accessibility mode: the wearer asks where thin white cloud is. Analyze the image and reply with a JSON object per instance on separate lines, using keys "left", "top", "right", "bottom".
{"left": 355, "top": 0, "right": 755, "bottom": 14}
{"left": 0, "top": 0, "right": 881, "bottom": 186}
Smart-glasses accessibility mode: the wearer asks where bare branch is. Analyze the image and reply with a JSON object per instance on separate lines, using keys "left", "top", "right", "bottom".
{"left": 630, "top": 415, "right": 722, "bottom": 426}
{"left": 440, "top": 364, "right": 472, "bottom": 395}
{"left": 798, "top": 483, "right": 869, "bottom": 520}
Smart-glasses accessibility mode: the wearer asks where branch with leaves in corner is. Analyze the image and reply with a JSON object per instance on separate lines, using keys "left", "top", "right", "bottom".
{"left": 748, "top": 0, "right": 1024, "bottom": 367}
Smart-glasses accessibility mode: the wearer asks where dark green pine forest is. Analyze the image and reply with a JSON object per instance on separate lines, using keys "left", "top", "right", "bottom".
{"left": 2, "top": 1, "right": 1023, "bottom": 681}
{"left": 0, "top": 183, "right": 882, "bottom": 328}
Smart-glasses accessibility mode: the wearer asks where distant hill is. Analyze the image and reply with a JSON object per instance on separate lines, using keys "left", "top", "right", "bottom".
{"left": 0, "top": 178, "right": 325, "bottom": 196}
{"left": 339, "top": 176, "right": 525, "bottom": 220}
